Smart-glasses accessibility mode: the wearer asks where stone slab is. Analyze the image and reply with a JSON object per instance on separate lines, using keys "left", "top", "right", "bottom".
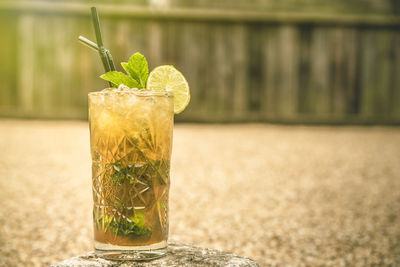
{"left": 51, "top": 242, "right": 260, "bottom": 267}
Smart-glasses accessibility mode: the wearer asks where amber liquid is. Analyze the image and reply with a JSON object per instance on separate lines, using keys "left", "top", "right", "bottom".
{"left": 89, "top": 90, "right": 173, "bottom": 248}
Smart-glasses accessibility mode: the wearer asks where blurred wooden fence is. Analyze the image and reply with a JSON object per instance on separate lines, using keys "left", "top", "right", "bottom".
{"left": 0, "top": 1, "right": 399, "bottom": 123}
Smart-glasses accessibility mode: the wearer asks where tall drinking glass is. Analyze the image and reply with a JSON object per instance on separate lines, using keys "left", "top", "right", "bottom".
{"left": 88, "top": 89, "right": 173, "bottom": 260}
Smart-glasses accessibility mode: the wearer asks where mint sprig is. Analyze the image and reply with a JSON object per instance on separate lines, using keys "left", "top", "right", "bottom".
{"left": 100, "top": 71, "right": 139, "bottom": 88}
{"left": 78, "top": 9, "right": 150, "bottom": 89}
{"left": 100, "top": 52, "right": 149, "bottom": 89}
{"left": 99, "top": 213, "right": 152, "bottom": 238}
{"left": 121, "top": 53, "right": 149, "bottom": 89}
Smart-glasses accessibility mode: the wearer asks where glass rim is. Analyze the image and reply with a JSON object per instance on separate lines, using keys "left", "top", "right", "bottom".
{"left": 88, "top": 89, "right": 173, "bottom": 97}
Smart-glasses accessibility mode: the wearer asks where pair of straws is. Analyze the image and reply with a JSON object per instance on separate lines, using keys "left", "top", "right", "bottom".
{"left": 79, "top": 7, "right": 115, "bottom": 86}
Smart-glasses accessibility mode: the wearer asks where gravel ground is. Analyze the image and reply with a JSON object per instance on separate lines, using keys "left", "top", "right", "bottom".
{"left": 0, "top": 120, "right": 400, "bottom": 266}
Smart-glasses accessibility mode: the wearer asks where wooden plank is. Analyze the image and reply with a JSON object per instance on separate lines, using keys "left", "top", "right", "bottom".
{"left": 104, "top": 18, "right": 130, "bottom": 71}
{"left": 176, "top": 22, "right": 205, "bottom": 119}
{"left": 203, "top": 22, "right": 220, "bottom": 117}
{"left": 52, "top": 16, "right": 64, "bottom": 110}
{"left": 359, "top": 29, "right": 391, "bottom": 118}
{"left": 213, "top": 23, "right": 233, "bottom": 118}
{"left": 277, "top": 24, "right": 298, "bottom": 119}
{"left": 341, "top": 28, "right": 358, "bottom": 116}
{"left": 112, "top": 19, "right": 132, "bottom": 64}
{"left": 328, "top": 27, "right": 345, "bottom": 116}
{"left": 164, "top": 21, "right": 177, "bottom": 65}
{"left": 53, "top": 16, "right": 72, "bottom": 111}
{"left": 297, "top": 25, "right": 312, "bottom": 114}
{"left": 67, "top": 16, "right": 88, "bottom": 112}
{"left": 359, "top": 29, "right": 372, "bottom": 117}
{"left": 191, "top": 22, "right": 212, "bottom": 119}
{"left": 32, "top": 15, "right": 55, "bottom": 114}
{"left": 247, "top": 25, "right": 263, "bottom": 117}
{"left": 310, "top": 26, "right": 330, "bottom": 115}
{"left": 263, "top": 25, "right": 279, "bottom": 118}
{"left": 373, "top": 30, "right": 392, "bottom": 116}
{"left": 17, "top": 14, "right": 35, "bottom": 113}
{"left": 390, "top": 31, "right": 400, "bottom": 118}
{"left": 148, "top": 21, "right": 163, "bottom": 68}
{"left": 328, "top": 27, "right": 361, "bottom": 118}
{"left": 73, "top": 16, "right": 94, "bottom": 111}
{"left": 0, "top": 13, "right": 17, "bottom": 108}
{"left": 128, "top": 20, "right": 150, "bottom": 61}
{"left": 231, "top": 23, "right": 247, "bottom": 120}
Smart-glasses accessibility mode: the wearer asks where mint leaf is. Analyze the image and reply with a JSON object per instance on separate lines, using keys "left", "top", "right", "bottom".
{"left": 100, "top": 71, "right": 139, "bottom": 88}
{"left": 121, "top": 53, "right": 149, "bottom": 89}
{"left": 99, "top": 214, "right": 152, "bottom": 237}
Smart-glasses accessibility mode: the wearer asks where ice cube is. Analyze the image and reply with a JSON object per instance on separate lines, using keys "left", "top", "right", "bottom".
{"left": 118, "top": 84, "right": 131, "bottom": 91}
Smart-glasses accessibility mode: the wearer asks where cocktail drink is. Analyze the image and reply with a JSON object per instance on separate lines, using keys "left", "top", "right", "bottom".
{"left": 80, "top": 6, "right": 190, "bottom": 261}
{"left": 89, "top": 89, "right": 174, "bottom": 260}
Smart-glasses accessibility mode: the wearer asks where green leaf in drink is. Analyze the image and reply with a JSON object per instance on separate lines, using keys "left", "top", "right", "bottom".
{"left": 99, "top": 213, "right": 152, "bottom": 237}
{"left": 100, "top": 52, "right": 149, "bottom": 89}
{"left": 100, "top": 71, "right": 139, "bottom": 88}
{"left": 121, "top": 52, "right": 149, "bottom": 89}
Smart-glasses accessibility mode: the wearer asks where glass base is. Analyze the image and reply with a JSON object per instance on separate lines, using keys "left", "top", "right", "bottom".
{"left": 94, "top": 240, "right": 167, "bottom": 261}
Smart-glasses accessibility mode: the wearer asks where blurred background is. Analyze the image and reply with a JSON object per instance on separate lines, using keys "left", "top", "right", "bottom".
{"left": 1, "top": 0, "right": 400, "bottom": 266}
{"left": 0, "top": 0, "right": 399, "bottom": 123}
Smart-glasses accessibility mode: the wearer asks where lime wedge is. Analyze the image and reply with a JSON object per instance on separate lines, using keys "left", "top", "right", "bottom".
{"left": 147, "top": 65, "right": 190, "bottom": 114}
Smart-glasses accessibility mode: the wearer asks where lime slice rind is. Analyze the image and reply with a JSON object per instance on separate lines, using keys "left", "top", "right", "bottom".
{"left": 147, "top": 65, "right": 190, "bottom": 114}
